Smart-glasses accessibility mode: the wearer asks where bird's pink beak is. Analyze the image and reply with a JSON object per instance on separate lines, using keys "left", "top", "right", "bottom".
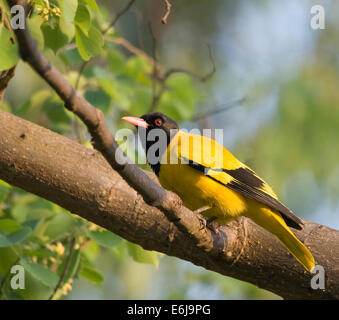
{"left": 122, "top": 116, "right": 148, "bottom": 128}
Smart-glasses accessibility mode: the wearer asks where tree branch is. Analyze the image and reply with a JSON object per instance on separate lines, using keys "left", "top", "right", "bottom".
{"left": 161, "top": 0, "right": 172, "bottom": 24}
{"left": 0, "top": 4, "right": 17, "bottom": 101}
{"left": 0, "top": 109, "right": 338, "bottom": 299}
{"left": 102, "top": 0, "right": 137, "bottom": 34}
{"left": 7, "top": 0, "right": 219, "bottom": 261}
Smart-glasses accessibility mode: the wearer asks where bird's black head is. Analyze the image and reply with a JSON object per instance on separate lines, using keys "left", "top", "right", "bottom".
{"left": 122, "top": 112, "right": 179, "bottom": 139}
{"left": 141, "top": 112, "right": 179, "bottom": 135}
{"left": 122, "top": 112, "right": 179, "bottom": 175}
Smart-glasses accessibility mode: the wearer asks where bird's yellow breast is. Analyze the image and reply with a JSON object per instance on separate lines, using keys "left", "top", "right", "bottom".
{"left": 157, "top": 131, "right": 249, "bottom": 222}
{"left": 158, "top": 162, "right": 247, "bottom": 222}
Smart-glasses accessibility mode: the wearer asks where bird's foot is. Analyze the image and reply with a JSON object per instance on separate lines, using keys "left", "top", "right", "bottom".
{"left": 206, "top": 216, "right": 220, "bottom": 235}
{"left": 194, "top": 205, "right": 211, "bottom": 215}
{"left": 194, "top": 206, "right": 220, "bottom": 235}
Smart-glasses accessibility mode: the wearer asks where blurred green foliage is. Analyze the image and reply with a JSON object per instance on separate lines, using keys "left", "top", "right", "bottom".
{"left": 1, "top": 0, "right": 338, "bottom": 300}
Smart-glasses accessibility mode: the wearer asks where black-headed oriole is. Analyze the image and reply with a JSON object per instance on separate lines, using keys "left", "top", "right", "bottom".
{"left": 122, "top": 112, "right": 315, "bottom": 272}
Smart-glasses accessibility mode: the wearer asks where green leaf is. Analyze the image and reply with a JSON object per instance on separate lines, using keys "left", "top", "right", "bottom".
{"left": 126, "top": 242, "right": 159, "bottom": 267}
{"left": 75, "top": 4, "right": 91, "bottom": 36}
{"left": 59, "top": 46, "right": 82, "bottom": 66}
{"left": 131, "top": 86, "right": 153, "bottom": 116}
{"left": 22, "top": 248, "right": 57, "bottom": 259}
{"left": 27, "top": 15, "right": 44, "bottom": 50}
{"left": 0, "top": 234, "right": 11, "bottom": 247}
{"left": 0, "top": 180, "right": 11, "bottom": 188}
{"left": 59, "top": 15, "right": 75, "bottom": 41}
{"left": 75, "top": 24, "right": 103, "bottom": 61}
{"left": 107, "top": 50, "right": 126, "bottom": 74}
{"left": 85, "top": 229, "right": 122, "bottom": 248}
{"left": 41, "top": 22, "right": 69, "bottom": 54}
{"left": 0, "top": 246, "right": 20, "bottom": 274}
{"left": 82, "top": 240, "right": 99, "bottom": 261}
{"left": 43, "top": 99, "right": 72, "bottom": 124}
{"left": 0, "top": 182, "right": 10, "bottom": 203}
{"left": 0, "top": 219, "right": 20, "bottom": 233}
{"left": 0, "top": 25, "right": 19, "bottom": 71}
{"left": 111, "top": 241, "right": 127, "bottom": 261}
{"left": 44, "top": 211, "right": 77, "bottom": 240}
{"left": 98, "top": 77, "right": 131, "bottom": 110}
{"left": 57, "top": 0, "right": 78, "bottom": 23}
{"left": 80, "top": 266, "right": 104, "bottom": 284}
{"left": 0, "top": 227, "right": 32, "bottom": 248}
{"left": 125, "top": 56, "right": 152, "bottom": 85}
{"left": 84, "top": 89, "right": 111, "bottom": 114}
{"left": 20, "top": 259, "right": 59, "bottom": 289}
{"left": 84, "top": 0, "right": 99, "bottom": 12}
{"left": 163, "top": 73, "right": 202, "bottom": 120}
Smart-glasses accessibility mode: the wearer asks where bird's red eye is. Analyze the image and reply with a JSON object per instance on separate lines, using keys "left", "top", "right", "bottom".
{"left": 154, "top": 118, "right": 163, "bottom": 126}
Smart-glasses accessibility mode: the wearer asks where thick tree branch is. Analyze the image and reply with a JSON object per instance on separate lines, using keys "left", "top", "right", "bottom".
{"left": 7, "top": 0, "right": 220, "bottom": 258}
{"left": 0, "top": 109, "right": 338, "bottom": 299}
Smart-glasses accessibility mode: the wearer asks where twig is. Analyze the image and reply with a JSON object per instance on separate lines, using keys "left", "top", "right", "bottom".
{"left": 192, "top": 97, "right": 246, "bottom": 121}
{"left": 0, "top": 66, "right": 16, "bottom": 101}
{"left": 148, "top": 42, "right": 216, "bottom": 112}
{"left": 72, "top": 0, "right": 136, "bottom": 142}
{"left": 73, "top": 62, "right": 88, "bottom": 144}
{"left": 149, "top": 22, "right": 162, "bottom": 112}
{"left": 161, "top": 0, "right": 172, "bottom": 24}
{"left": 105, "top": 36, "right": 163, "bottom": 74}
{"left": 61, "top": 36, "right": 164, "bottom": 75}
{"left": 162, "top": 44, "right": 216, "bottom": 82}
{"left": 0, "top": 4, "right": 17, "bottom": 101}
{"left": 48, "top": 238, "right": 76, "bottom": 300}
{"left": 102, "top": 0, "right": 137, "bottom": 35}
{"left": 7, "top": 0, "right": 219, "bottom": 260}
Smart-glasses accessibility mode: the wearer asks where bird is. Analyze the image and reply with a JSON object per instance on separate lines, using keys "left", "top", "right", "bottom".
{"left": 122, "top": 112, "right": 315, "bottom": 272}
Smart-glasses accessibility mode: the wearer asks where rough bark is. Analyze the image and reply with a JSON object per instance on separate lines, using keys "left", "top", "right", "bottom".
{"left": 1, "top": 109, "right": 338, "bottom": 299}
{"left": 6, "top": 0, "right": 220, "bottom": 260}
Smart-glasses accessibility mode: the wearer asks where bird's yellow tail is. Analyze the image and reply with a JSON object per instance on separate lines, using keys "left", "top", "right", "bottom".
{"left": 248, "top": 208, "right": 315, "bottom": 272}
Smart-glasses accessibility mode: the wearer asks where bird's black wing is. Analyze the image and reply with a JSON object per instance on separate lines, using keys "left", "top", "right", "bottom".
{"left": 184, "top": 158, "right": 303, "bottom": 230}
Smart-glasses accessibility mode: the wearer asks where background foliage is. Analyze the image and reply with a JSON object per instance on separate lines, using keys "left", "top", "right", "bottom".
{"left": 0, "top": 0, "right": 338, "bottom": 299}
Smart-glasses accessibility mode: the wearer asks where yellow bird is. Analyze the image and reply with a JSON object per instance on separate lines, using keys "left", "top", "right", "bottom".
{"left": 122, "top": 112, "right": 315, "bottom": 272}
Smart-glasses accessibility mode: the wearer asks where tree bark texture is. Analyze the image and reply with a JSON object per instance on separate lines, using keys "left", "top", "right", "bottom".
{"left": 1, "top": 109, "right": 338, "bottom": 299}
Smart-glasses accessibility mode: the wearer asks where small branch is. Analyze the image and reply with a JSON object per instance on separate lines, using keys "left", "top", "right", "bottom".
{"left": 7, "top": 0, "right": 219, "bottom": 262}
{"left": 162, "top": 45, "right": 216, "bottom": 82}
{"left": 147, "top": 40, "right": 216, "bottom": 112}
{"left": 104, "top": 36, "right": 163, "bottom": 74}
{"left": 102, "top": 0, "right": 137, "bottom": 35}
{"left": 48, "top": 238, "right": 76, "bottom": 300}
{"left": 149, "top": 22, "right": 162, "bottom": 112}
{"left": 0, "top": 4, "right": 17, "bottom": 101}
{"left": 0, "top": 65, "right": 16, "bottom": 101}
{"left": 73, "top": 62, "right": 88, "bottom": 144}
{"left": 192, "top": 98, "right": 246, "bottom": 121}
{"left": 161, "top": 0, "right": 172, "bottom": 24}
